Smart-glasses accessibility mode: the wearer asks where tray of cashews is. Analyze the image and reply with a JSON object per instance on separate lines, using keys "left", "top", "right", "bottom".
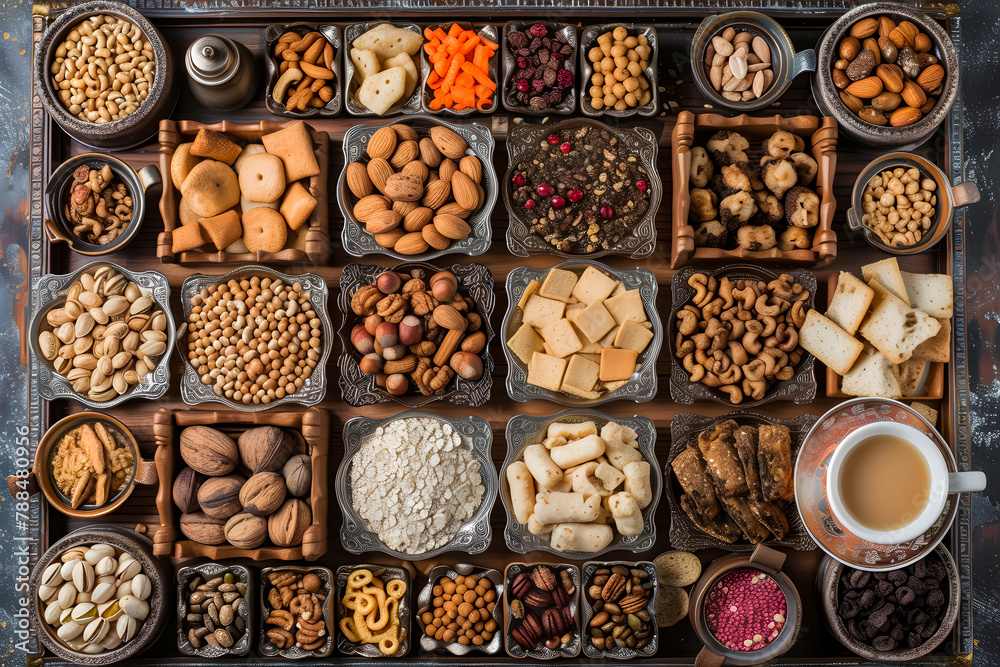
{"left": 335, "top": 564, "right": 411, "bottom": 657}
{"left": 260, "top": 566, "right": 333, "bottom": 658}
{"left": 501, "top": 409, "right": 661, "bottom": 559}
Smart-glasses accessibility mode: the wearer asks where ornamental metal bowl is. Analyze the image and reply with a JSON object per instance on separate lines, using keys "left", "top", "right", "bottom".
{"left": 337, "top": 412, "right": 496, "bottom": 560}
{"left": 177, "top": 563, "right": 253, "bottom": 657}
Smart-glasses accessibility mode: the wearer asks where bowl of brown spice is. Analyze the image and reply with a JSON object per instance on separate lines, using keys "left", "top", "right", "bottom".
{"left": 15, "top": 412, "right": 157, "bottom": 518}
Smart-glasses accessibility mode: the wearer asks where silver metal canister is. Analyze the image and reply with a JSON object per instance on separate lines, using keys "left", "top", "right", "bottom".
{"left": 185, "top": 34, "right": 257, "bottom": 111}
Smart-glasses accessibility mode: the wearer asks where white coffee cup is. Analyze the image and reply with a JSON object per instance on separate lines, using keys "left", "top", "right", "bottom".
{"left": 826, "top": 422, "right": 986, "bottom": 544}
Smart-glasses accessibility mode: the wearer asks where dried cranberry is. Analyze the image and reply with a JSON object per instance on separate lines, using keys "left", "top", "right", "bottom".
{"left": 567, "top": 189, "right": 583, "bottom": 202}
{"left": 551, "top": 51, "right": 566, "bottom": 61}
{"left": 524, "top": 198, "right": 537, "bottom": 210}
{"left": 547, "top": 134, "right": 561, "bottom": 145}
{"left": 550, "top": 195, "right": 566, "bottom": 209}
{"left": 556, "top": 69, "right": 573, "bottom": 89}
{"left": 560, "top": 142, "right": 571, "bottom": 154}
{"left": 536, "top": 183, "right": 554, "bottom": 197}
{"left": 516, "top": 56, "right": 528, "bottom": 69}
{"left": 516, "top": 79, "right": 530, "bottom": 93}
{"left": 529, "top": 23, "right": 548, "bottom": 38}
{"left": 512, "top": 173, "right": 525, "bottom": 187}
{"left": 600, "top": 205, "right": 614, "bottom": 218}
{"left": 636, "top": 179, "right": 648, "bottom": 191}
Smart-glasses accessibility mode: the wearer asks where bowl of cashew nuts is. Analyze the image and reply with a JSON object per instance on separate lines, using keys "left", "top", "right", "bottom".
{"left": 668, "top": 264, "right": 817, "bottom": 407}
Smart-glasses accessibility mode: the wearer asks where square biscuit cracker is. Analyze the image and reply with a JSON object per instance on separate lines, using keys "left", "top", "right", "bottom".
{"left": 912, "top": 317, "right": 950, "bottom": 362}
{"left": 540, "top": 318, "right": 583, "bottom": 358}
{"left": 506, "top": 322, "right": 544, "bottom": 364}
{"left": 859, "top": 280, "right": 941, "bottom": 364}
{"left": 840, "top": 345, "right": 901, "bottom": 399}
{"left": 539, "top": 268, "right": 579, "bottom": 302}
{"left": 862, "top": 258, "right": 909, "bottom": 305}
{"left": 570, "top": 302, "right": 617, "bottom": 344}
{"left": 900, "top": 271, "right": 953, "bottom": 319}
{"left": 798, "top": 309, "right": 863, "bottom": 376}
{"left": 600, "top": 347, "right": 638, "bottom": 382}
{"left": 522, "top": 294, "right": 566, "bottom": 329}
{"left": 528, "top": 352, "right": 568, "bottom": 392}
{"left": 562, "top": 355, "right": 601, "bottom": 393}
{"left": 261, "top": 121, "right": 320, "bottom": 183}
{"left": 572, "top": 266, "right": 618, "bottom": 305}
{"left": 826, "top": 271, "right": 873, "bottom": 336}
{"left": 604, "top": 289, "right": 647, "bottom": 324}
{"left": 614, "top": 319, "right": 654, "bottom": 353}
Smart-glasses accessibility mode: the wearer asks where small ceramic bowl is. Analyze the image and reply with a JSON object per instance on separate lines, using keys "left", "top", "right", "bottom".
{"left": 688, "top": 544, "right": 802, "bottom": 666}
{"left": 34, "top": 1, "right": 178, "bottom": 150}
{"left": 811, "top": 2, "right": 960, "bottom": 148}
{"left": 45, "top": 154, "right": 160, "bottom": 256}
{"left": 30, "top": 412, "right": 156, "bottom": 518}
{"left": 817, "top": 544, "right": 960, "bottom": 661}
{"left": 846, "top": 151, "right": 980, "bottom": 254}
{"left": 264, "top": 23, "right": 342, "bottom": 118}
{"left": 691, "top": 11, "right": 816, "bottom": 111}
{"left": 415, "top": 563, "right": 503, "bottom": 655}
{"left": 30, "top": 525, "right": 169, "bottom": 664}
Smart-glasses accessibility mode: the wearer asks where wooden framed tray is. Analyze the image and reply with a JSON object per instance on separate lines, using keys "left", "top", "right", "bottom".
{"left": 24, "top": 5, "right": 973, "bottom": 666}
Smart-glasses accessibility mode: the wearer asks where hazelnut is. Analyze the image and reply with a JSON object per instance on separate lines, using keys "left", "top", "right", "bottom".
{"left": 381, "top": 344, "right": 407, "bottom": 361}
{"left": 375, "top": 373, "right": 388, "bottom": 387}
{"left": 398, "top": 315, "right": 424, "bottom": 346}
{"left": 359, "top": 353, "right": 384, "bottom": 375}
{"left": 375, "top": 272, "right": 402, "bottom": 294}
{"left": 351, "top": 325, "right": 375, "bottom": 355}
{"left": 364, "top": 314, "right": 383, "bottom": 336}
{"left": 375, "top": 321, "right": 399, "bottom": 348}
{"left": 386, "top": 373, "right": 409, "bottom": 395}
{"left": 449, "top": 351, "right": 484, "bottom": 380}
{"left": 430, "top": 271, "right": 458, "bottom": 301}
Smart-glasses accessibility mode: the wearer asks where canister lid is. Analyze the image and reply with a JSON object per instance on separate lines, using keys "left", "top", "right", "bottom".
{"left": 186, "top": 35, "right": 238, "bottom": 86}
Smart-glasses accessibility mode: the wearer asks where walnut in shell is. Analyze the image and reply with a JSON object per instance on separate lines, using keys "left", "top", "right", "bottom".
{"left": 267, "top": 498, "right": 311, "bottom": 547}
{"left": 282, "top": 454, "right": 312, "bottom": 498}
{"left": 238, "top": 426, "right": 293, "bottom": 474}
{"left": 179, "top": 426, "right": 239, "bottom": 477}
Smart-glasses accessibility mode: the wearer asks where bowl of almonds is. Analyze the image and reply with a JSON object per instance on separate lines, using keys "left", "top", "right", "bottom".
{"left": 337, "top": 115, "right": 496, "bottom": 260}
{"left": 812, "top": 2, "right": 959, "bottom": 147}
{"left": 29, "top": 262, "right": 173, "bottom": 407}
{"left": 691, "top": 11, "right": 815, "bottom": 111}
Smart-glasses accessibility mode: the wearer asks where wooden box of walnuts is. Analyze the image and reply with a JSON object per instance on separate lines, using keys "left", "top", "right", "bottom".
{"left": 152, "top": 407, "right": 328, "bottom": 561}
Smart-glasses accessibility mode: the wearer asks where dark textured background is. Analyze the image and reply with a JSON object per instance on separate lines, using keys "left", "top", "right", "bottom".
{"left": 0, "top": 2, "right": 997, "bottom": 666}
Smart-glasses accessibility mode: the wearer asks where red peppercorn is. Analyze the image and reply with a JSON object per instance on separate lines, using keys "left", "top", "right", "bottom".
{"left": 536, "top": 183, "right": 554, "bottom": 197}
{"left": 512, "top": 173, "right": 526, "bottom": 187}
{"left": 550, "top": 195, "right": 566, "bottom": 209}
{"left": 547, "top": 134, "right": 561, "bottom": 145}
{"left": 600, "top": 205, "right": 614, "bottom": 218}
{"left": 560, "top": 142, "right": 571, "bottom": 154}
{"left": 636, "top": 179, "right": 648, "bottom": 191}
{"left": 524, "top": 199, "right": 536, "bottom": 210}
{"left": 567, "top": 189, "right": 583, "bottom": 203}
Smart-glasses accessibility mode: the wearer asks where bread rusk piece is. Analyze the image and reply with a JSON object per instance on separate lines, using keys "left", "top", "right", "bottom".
{"left": 898, "top": 358, "right": 927, "bottom": 396}
{"left": 180, "top": 160, "right": 240, "bottom": 218}
{"left": 199, "top": 210, "right": 242, "bottom": 251}
{"left": 171, "top": 221, "right": 207, "bottom": 253}
{"left": 859, "top": 280, "right": 941, "bottom": 364}
{"left": 861, "top": 257, "right": 910, "bottom": 305}
{"left": 900, "top": 270, "right": 953, "bottom": 318}
{"left": 798, "top": 309, "right": 864, "bottom": 375}
{"left": 840, "top": 344, "right": 902, "bottom": 399}
{"left": 241, "top": 207, "right": 287, "bottom": 253}
{"left": 170, "top": 143, "right": 200, "bottom": 189}
{"left": 189, "top": 129, "right": 242, "bottom": 165}
{"left": 826, "top": 272, "right": 874, "bottom": 335}
{"left": 279, "top": 182, "right": 317, "bottom": 231}
{"left": 261, "top": 121, "right": 320, "bottom": 183}
{"left": 912, "top": 317, "right": 951, "bottom": 363}
{"left": 910, "top": 401, "right": 939, "bottom": 427}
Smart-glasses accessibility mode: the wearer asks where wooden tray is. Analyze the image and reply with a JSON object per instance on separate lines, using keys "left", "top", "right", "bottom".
{"left": 671, "top": 111, "right": 838, "bottom": 269}
{"left": 152, "top": 407, "right": 329, "bottom": 561}
{"left": 25, "top": 7, "right": 972, "bottom": 667}
{"left": 156, "top": 119, "right": 331, "bottom": 264}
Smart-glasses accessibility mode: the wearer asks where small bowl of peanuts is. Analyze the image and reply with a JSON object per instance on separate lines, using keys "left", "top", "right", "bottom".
{"left": 45, "top": 153, "right": 160, "bottom": 256}
{"left": 35, "top": 0, "right": 179, "bottom": 150}
{"left": 846, "top": 152, "right": 980, "bottom": 254}
{"left": 691, "top": 11, "right": 815, "bottom": 111}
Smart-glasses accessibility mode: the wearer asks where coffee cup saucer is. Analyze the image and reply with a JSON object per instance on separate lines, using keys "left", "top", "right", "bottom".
{"left": 794, "top": 398, "right": 958, "bottom": 571}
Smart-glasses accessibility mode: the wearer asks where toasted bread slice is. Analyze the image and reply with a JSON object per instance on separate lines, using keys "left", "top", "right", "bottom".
{"left": 798, "top": 309, "right": 864, "bottom": 375}
{"left": 900, "top": 271, "right": 953, "bottom": 318}
{"left": 859, "top": 280, "right": 941, "bottom": 364}
{"left": 862, "top": 258, "right": 909, "bottom": 305}
{"left": 826, "top": 272, "right": 874, "bottom": 335}
{"left": 840, "top": 345, "right": 902, "bottom": 399}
